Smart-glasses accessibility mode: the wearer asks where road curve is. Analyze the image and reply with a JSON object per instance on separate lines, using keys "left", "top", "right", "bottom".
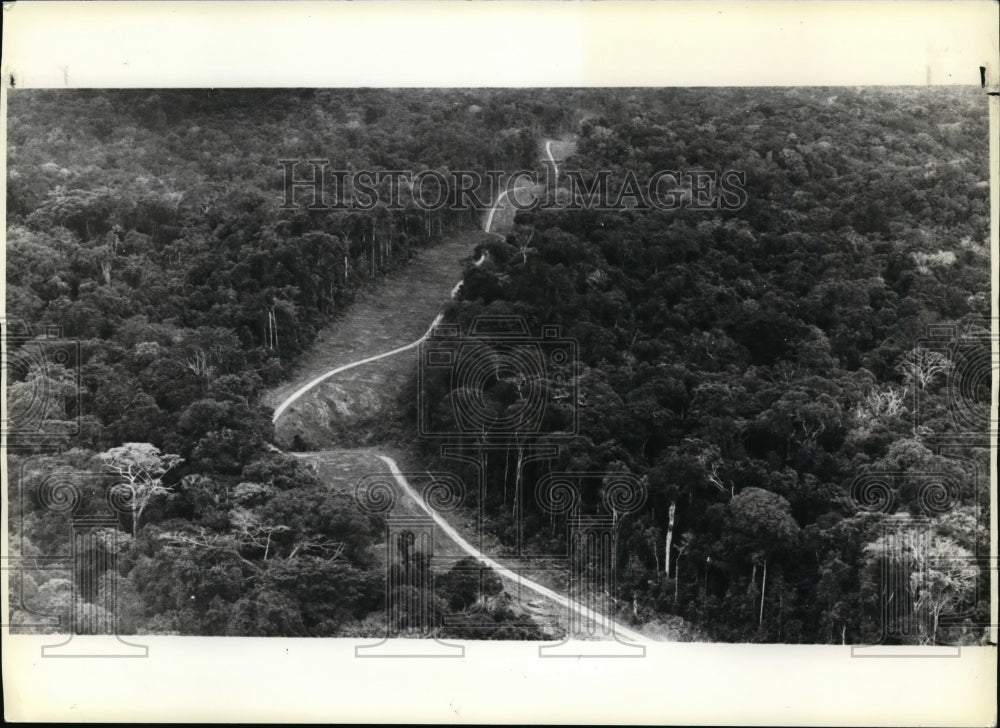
{"left": 545, "top": 139, "right": 558, "bottom": 181}
{"left": 450, "top": 252, "right": 488, "bottom": 299}
{"left": 274, "top": 176, "right": 534, "bottom": 422}
{"left": 378, "top": 454, "right": 648, "bottom": 645}
{"left": 484, "top": 184, "right": 535, "bottom": 234}
{"left": 271, "top": 313, "right": 443, "bottom": 422}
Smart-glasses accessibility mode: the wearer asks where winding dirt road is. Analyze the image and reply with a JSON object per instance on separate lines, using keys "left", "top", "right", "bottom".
{"left": 378, "top": 454, "right": 647, "bottom": 644}
{"left": 273, "top": 178, "right": 531, "bottom": 421}
{"left": 269, "top": 145, "right": 650, "bottom": 643}
{"left": 545, "top": 139, "right": 558, "bottom": 181}
{"left": 484, "top": 183, "right": 536, "bottom": 236}
{"left": 271, "top": 313, "right": 443, "bottom": 423}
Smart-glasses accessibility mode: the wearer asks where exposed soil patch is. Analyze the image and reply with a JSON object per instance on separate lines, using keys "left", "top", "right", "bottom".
{"left": 263, "top": 231, "right": 493, "bottom": 448}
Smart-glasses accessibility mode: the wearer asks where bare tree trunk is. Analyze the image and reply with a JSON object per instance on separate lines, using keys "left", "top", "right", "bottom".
{"left": 611, "top": 507, "right": 620, "bottom": 594}
{"left": 664, "top": 501, "right": 676, "bottom": 578}
{"left": 674, "top": 555, "right": 680, "bottom": 604}
{"left": 266, "top": 308, "right": 279, "bottom": 350}
{"left": 513, "top": 442, "right": 524, "bottom": 520}
{"left": 759, "top": 558, "right": 767, "bottom": 628}
{"left": 503, "top": 445, "right": 509, "bottom": 507}
{"left": 777, "top": 567, "right": 783, "bottom": 641}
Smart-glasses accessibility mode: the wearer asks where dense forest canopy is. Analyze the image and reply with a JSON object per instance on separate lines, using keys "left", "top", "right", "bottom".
{"left": 5, "top": 87, "right": 992, "bottom": 643}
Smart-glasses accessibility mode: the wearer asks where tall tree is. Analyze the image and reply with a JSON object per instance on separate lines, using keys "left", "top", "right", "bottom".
{"left": 98, "top": 443, "right": 183, "bottom": 536}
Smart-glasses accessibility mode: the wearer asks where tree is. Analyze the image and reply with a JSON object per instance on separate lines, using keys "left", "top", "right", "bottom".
{"left": 914, "top": 538, "right": 978, "bottom": 644}
{"left": 437, "top": 557, "right": 504, "bottom": 611}
{"left": 98, "top": 443, "right": 183, "bottom": 536}
{"left": 727, "top": 487, "right": 800, "bottom": 629}
{"left": 674, "top": 531, "right": 693, "bottom": 605}
{"left": 228, "top": 507, "right": 293, "bottom": 561}
{"left": 856, "top": 384, "right": 906, "bottom": 422}
{"left": 896, "top": 348, "right": 950, "bottom": 390}
{"left": 863, "top": 519, "right": 978, "bottom": 645}
{"left": 6, "top": 355, "right": 80, "bottom": 441}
